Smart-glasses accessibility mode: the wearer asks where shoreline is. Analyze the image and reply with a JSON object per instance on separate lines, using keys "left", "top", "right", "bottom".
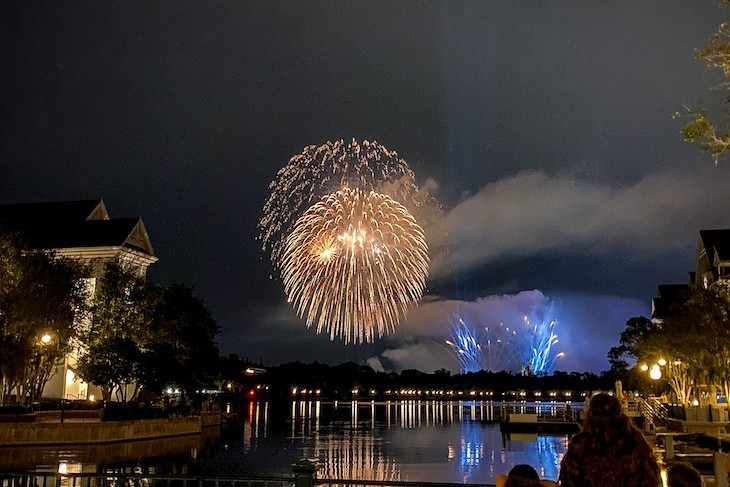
{"left": 0, "top": 413, "right": 221, "bottom": 447}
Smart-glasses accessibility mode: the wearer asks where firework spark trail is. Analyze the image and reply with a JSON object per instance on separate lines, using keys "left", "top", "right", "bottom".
{"left": 445, "top": 314, "right": 563, "bottom": 374}
{"left": 445, "top": 318, "right": 520, "bottom": 373}
{"left": 445, "top": 318, "right": 482, "bottom": 373}
{"left": 520, "top": 315, "right": 565, "bottom": 375}
{"left": 482, "top": 323, "right": 520, "bottom": 372}
{"left": 259, "top": 139, "right": 434, "bottom": 271}
{"left": 280, "top": 187, "right": 428, "bottom": 344}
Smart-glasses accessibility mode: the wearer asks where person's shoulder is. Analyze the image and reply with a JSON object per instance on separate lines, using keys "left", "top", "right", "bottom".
{"left": 540, "top": 480, "right": 557, "bottom": 487}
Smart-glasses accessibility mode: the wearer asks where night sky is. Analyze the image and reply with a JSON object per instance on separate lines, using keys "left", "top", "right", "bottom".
{"left": 2, "top": 1, "right": 730, "bottom": 373}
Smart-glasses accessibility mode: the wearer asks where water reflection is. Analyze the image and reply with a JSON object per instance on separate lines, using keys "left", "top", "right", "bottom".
{"left": 0, "top": 427, "right": 219, "bottom": 474}
{"left": 282, "top": 400, "right": 570, "bottom": 484}
{"left": 242, "top": 400, "right": 269, "bottom": 452}
{"left": 3, "top": 400, "right": 572, "bottom": 484}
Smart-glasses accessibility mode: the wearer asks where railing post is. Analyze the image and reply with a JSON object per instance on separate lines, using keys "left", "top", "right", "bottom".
{"left": 292, "top": 459, "right": 318, "bottom": 487}
{"left": 664, "top": 435, "right": 674, "bottom": 460}
{"left": 714, "top": 452, "right": 729, "bottom": 487}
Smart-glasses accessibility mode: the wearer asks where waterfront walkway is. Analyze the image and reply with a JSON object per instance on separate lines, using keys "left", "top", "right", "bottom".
{"left": 0, "top": 413, "right": 221, "bottom": 447}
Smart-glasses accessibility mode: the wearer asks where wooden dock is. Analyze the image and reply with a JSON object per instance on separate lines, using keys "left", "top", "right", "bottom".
{"left": 499, "top": 412, "right": 580, "bottom": 435}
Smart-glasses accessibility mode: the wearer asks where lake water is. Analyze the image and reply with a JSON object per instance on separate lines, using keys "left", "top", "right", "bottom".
{"left": 2, "top": 400, "right": 576, "bottom": 485}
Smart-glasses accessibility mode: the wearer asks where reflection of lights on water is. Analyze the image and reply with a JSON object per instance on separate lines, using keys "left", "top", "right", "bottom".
{"left": 459, "top": 418, "right": 484, "bottom": 468}
{"left": 461, "top": 439, "right": 483, "bottom": 466}
{"left": 533, "top": 435, "right": 562, "bottom": 480}
{"left": 285, "top": 400, "right": 570, "bottom": 483}
{"left": 289, "top": 402, "right": 402, "bottom": 481}
{"left": 242, "top": 401, "right": 269, "bottom": 453}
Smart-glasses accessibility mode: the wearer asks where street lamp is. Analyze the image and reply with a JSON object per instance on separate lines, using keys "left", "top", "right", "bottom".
{"left": 638, "top": 356, "right": 667, "bottom": 397}
{"left": 37, "top": 331, "right": 57, "bottom": 347}
{"left": 649, "top": 364, "right": 662, "bottom": 381}
{"left": 639, "top": 357, "right": 666, "bottom": 380}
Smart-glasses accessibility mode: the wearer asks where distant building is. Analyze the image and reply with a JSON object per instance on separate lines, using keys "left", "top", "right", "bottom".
{"left": 652, "top": 229, "right": 730, "bottom": 322}
{"left": 0, "top": 199, "right": 157, "bottom": 400}
{"left": 695, "top": 229, "right": 730, "bottom": 290}
{"left": 651, "top": 284, "right": 692, "bottom": 323}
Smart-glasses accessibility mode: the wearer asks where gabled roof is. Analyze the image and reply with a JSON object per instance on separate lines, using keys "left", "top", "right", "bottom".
{"left": 0, "top": 199, "right": 108, "bottom": 225}
{"left": 0, "top": 199, "right": 155, "bottom": 257}
{"left": 699, "top": 229, "right": 730, "bottom": 266}
{"left": 652, "top": 283, "right": 692, "bottom": 320}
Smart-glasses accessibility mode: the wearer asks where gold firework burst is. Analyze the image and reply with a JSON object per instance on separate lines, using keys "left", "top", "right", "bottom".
{"left": 280, "top": 187, "right": 429, "bottom": 343}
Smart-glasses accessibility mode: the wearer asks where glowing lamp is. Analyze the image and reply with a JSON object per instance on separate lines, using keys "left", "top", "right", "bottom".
{"left": 649, "top": 365, "right": 662, "bottom": 380}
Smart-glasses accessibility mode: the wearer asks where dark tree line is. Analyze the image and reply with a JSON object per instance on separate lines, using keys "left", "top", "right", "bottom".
{"left": 246, "top": 360, "right": 617, "bottom": 401}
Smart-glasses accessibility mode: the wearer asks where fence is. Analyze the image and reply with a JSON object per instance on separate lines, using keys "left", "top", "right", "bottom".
{"left": 0, "top": 470, "right": 497, "bottom": 487}
{"left": 0, "top": 473, "right": 294, "bottom": 487}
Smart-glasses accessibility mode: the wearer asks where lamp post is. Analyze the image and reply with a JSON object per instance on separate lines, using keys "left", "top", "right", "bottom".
{"left": 639, "top": 357, "right": 666, "bottom": 397}
{"left": 35, "top": 330, "right": 58, "bottom": 408}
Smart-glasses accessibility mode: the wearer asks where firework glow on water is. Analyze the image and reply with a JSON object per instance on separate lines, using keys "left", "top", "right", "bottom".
{"left": 261, "top": 140, "right": 435, "bottom": 343}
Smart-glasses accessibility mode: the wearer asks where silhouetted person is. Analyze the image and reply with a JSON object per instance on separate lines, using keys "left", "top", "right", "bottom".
{"left": 558, "top": 393, "right": 660, "bottom": 487}
{"left": 496, "top": 464, "right": 556, "bottom": 487}
{"left": 668, "top": 463, "right": 702, "bottom": 487}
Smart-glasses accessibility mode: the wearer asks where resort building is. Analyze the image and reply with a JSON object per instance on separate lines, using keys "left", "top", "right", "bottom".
{"left": 695, "top": 229, "right": 730, "bottom": 290}
{"left": 0, "top": 199, "right": 157, "bottom": 400}
{"left": 652, "top": 228, "right": 730, "bottom": 322}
